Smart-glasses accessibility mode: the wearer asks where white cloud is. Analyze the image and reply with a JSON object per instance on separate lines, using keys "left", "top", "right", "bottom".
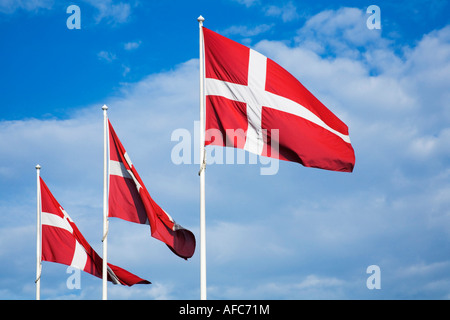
{"left": 231, "top": 0, "right": 300, "bottom": 23}
{"left": 124, "top": 40, "right": 142, "bottom": 51}
{"left": 108, "top": 281, "right": 175, "bottom": 300}
{"left": 209, "top": 274, "right": 347, "bottom": 299}
{"left": 402, "top": 261, "right": 450, "bottom": 277}
{"left": 97, "top": 50, "right": 117, "bottom": 62}
{"left": 408, "top": 128, "right": 450, "bottom": 160}
{"left": 264, "top": 1, "right": 299, "bottom": 22}
{"left": 294, "top": 7, "right": 388, "bottom": 58}
{"left": 0, "top": 0, "right": 134, "bottom": 26}
{"left": 207, "top": 221, "right": 292, "bottom": 264}
{"left": 0, "top": 0, "right": 53, "bottom": 14}
{"left": 221, "top": 24, "right": 273, "bottom": 37}
{"left": 231, "top": 0, "right": 259, "bottom": 8}
{"left": 401, "top": 26, "right": 450, "bottom": 128}
{"left": 81, "top": 0, "right": 133, "bottom": 25}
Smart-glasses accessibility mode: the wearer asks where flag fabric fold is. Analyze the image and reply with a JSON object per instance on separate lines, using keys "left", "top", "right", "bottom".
{"left": 40, "top": 177, "right": 150, "bottom": 286}
{"left": 107, "top": 120, "right": 196, "bottom": 260}
{"left": 202, "top": 27, "right": 355, "bottom": 172}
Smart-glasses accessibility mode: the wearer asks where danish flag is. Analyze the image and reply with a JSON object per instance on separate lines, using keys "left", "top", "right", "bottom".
{"left": 40, "top": 177, "right": 150, "bottom": 286}
{"left": 107, "top": 120, "right": 196, "bottom": 260}
{"left": 203, "top": 27, "right": 355, "bottom": 172}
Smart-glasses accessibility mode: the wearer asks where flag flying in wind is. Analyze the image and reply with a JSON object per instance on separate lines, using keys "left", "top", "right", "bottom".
{"left": 40, "top": 177, "right": 150, "bottom": 286}
{"left": 107, "top": 120, "right": 196, "bottom": 260}
{"left": 202, "top": 27, "right": 355, "bottom": 172}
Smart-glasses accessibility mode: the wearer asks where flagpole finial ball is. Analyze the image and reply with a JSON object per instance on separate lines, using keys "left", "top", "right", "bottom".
{"left": 36, "top": 164, "right": 41, "bottom": 170}
{"left": 102, "top": 104, "right": 108, "bottom": 111}
{"left": 197, "top": 15, "right": 205, "bottom": 22}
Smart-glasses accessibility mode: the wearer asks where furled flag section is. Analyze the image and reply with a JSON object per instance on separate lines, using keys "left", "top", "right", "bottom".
{"left": 202, "top": 27, "right": 355, "bottom": 172}
{"left": 107, "top": 120, "right": 196, "bottom": 259}
{"left": 40, "top": 177, "right": 150, "bottom": 286}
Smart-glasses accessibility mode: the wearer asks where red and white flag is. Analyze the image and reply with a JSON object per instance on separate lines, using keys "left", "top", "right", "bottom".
{"left": 107, "top": 120, "right": 196, "bottom": 260}
{"left": 202, "top": 27, "right": 355, "bottom": 172}
{"left": 40, "top": 177, "right": 150, "bottom": 286}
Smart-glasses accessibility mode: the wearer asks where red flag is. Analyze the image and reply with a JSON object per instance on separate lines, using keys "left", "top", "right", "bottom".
{"left": 107, "top": 120, "right": 196, "bottom": 260}
{"left": 40, "top": 177, "right": 150, "bottom": 286}
{"left": 203, "top": 27, "right": 355, "bottom": 172}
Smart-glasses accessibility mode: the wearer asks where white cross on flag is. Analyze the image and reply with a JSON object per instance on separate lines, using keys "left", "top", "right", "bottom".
{"left": 203, "top": 27, "right": 355, "bottom": 172}
{"left": 40, "top": 177, "right": 150, "bottom": 286}
{"left": 108, "top": 120, "right": 196, "bottom": 260}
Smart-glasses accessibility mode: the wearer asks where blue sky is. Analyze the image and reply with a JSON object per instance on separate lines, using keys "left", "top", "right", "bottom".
{"left": 1, "top": 0, "right": 450, "bottom": 299}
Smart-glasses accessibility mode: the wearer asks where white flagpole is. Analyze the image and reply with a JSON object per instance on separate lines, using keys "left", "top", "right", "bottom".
{"left": 198, "top": 15, "right": 207, "bottom": 300}
{"left": 35, "top": 164, "right": 41, "bottom": 300}
{"left": 102, "top": 104, "right": 109, "bottom": 300}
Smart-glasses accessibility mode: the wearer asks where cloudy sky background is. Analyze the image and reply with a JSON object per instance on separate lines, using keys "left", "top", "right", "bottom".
{"left": 1, "top": 0, "right": 450, "bottom": 299}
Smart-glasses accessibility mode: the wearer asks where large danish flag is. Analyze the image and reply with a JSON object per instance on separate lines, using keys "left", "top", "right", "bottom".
{"left": 108, "top": 120, "right": 196, "bottom": 260}
{"left": 40, "top": 177, "right": 150, "bottom": 286}
{"left": 203, "top": 27, "right": 355, "bottom": 172}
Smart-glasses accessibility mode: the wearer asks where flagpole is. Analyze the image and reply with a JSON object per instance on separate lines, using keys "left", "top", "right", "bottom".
{"left": 102, "top": 104, "right": 109, "bottom": 300}
{"left": 198, "top": 15, "right": 207, "bottom": 300}
{"left": 35, "top": 164, "right": 41, "bottom": 300}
